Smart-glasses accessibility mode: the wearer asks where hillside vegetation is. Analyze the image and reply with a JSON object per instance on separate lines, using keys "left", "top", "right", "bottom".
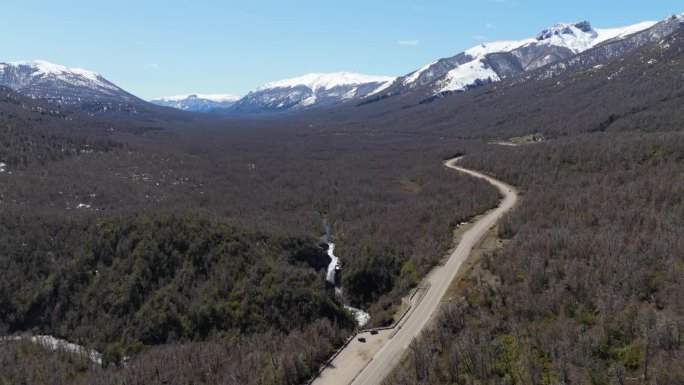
{"left": 385, "top": 27, "right": 684, "bottom": 385}
{"left": 1, "top": 20, "right": 683, "bottom": 385}
{"left": 0, "top": 87, "right": 498, "bottom": 384}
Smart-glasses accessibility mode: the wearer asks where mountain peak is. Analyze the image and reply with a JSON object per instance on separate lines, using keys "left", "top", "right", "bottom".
{"left": 156, "top": 93, "right": 240, "bottom": 102}
{"left": 388, "top": 16, "right": 662, "bottom": 98}
{"left": 256, "top": 72, "right": 394, "bottom": 92}
{"left": 0, "top": 59, "right": 144, "bottom": 111}
{"left": 150, "top": 93, "right": 241, "bottom": 112}
{"left": 2, "top": 60, "right": 105, "bottom": 84}
{"left": 536, "top": 21, "right": 595, "bottom": 41}
{"left": 0, "top": 59, "right": 119, "bottom": 93}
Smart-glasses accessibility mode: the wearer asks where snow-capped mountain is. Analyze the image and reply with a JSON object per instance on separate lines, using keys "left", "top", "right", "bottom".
{"left": 150, "top": 93, "right": 240, "bottom": 112}
{"left": 528, "top": 13, "right": 684, "bottom": 82}
{"left": 0, "top": 60, "right": 145, "bottom": 112}
{"left": 226, "top": 72, "right": 395, "bottom": 114}
{"left": 5, "top": 14, "right": 680, "bottom": 117}
{"left": 366, "top": 18, "right": 667, "bottom": 102}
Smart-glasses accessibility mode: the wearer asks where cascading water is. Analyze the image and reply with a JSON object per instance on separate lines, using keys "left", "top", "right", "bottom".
{"left": 2, "top": 335, "right": 105, "bottom": 365}
{"left": 323, "top": 240, "right": 370, "bottom": 327}
{"left": 344, "top": 305, "right": 370, "bottom": 327}
{"left": 322, "top": 216, "right": 369, "bottom": 327}
{"left": 325, "top": 242, "right": 339, "bottom": 284}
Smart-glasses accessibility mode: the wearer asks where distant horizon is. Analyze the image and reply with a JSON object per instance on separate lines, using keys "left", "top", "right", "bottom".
{"left": 2, "top": 1, "right": 682, "bottom": 99}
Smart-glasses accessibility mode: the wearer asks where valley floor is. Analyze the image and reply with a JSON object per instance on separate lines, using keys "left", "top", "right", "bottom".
{"left": 311, "top": 158, "right": 518, "bottom": 385}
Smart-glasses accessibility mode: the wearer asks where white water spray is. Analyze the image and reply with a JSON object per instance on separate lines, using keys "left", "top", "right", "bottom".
{"left": 325, "top": 242, "right": 339, "bottom": 284}
{"left": 1, "top": 335, "right": 104, "bottom": 365}
{"left": 344, "top": 305, "right": 370, "bottom": 327}
{"left": 324, "top": 242, "right": 370, "bottom": 327}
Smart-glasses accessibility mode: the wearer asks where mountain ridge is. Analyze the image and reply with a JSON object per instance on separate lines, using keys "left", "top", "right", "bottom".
{"left": 0, "top": 60, "right": 147, "bottom": 113}
{"left": 2, "top": 13, "right": 682, "bottom": 115}
{"left": 150, "top": 93, "right": 241, "bottom": 112}
{"left": 151, "top": 16, "right": 669, "bottom": 114}
{"left": 371, "top": 18, "right": 660, "bottom": 102}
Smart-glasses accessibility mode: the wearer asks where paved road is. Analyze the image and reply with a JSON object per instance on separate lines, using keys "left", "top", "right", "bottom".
{"left": 310, "top": 157, "right": 518, "bottom": 385}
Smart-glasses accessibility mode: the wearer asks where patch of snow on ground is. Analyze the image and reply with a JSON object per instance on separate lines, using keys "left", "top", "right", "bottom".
{"left": 437, "top": 58, "right": 500, "bottom": 93}
{"left": 0, "top": 162, "right": 5, "bottom": 172}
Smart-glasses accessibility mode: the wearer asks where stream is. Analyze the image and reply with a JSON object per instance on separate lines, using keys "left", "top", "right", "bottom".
{"left": 323, "top": 229, "right": 370, "bottom": 328}
{"left": 325, "top": 242, "right": 339, "bottom": 284}
{"left": 1, "top": 334, "right": 103, "bottom": 365}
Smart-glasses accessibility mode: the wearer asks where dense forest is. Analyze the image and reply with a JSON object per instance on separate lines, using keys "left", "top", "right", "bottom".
{"left": 386, "top": 131, "right": 684, "bottom": 385}
{"left": 385, "top": 28, "right": 684, "bottom": 385}
{"left": 1, "top": 19, "right": 683, "bottom": 385}
{"left": 0, "top": 84, "right": 498, "bottom": 383}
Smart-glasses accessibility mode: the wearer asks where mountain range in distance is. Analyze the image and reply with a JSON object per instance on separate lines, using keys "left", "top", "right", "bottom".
{"left": 149, "top": 93, "right": 241, "bottom": 112}
{"left": 1, "top": 13, "right": 682, "bottom": 116}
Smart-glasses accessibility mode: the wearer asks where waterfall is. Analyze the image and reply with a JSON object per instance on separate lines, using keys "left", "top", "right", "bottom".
{"left": 2, "top": 335, "right": 104, "bottom": 365}
{"left": 325, "top": 242, "right": 339, "bottom": 284}
{"left": 322, "top": 218, "right": 370, "bottom": 327}
{"left": 344, "top": 305, "right": 370, "bottom": 327}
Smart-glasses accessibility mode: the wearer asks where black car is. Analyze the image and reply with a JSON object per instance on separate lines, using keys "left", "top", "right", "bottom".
{"left": 357, "top": 336, "right": 366, "bottom": 343}
{"left": 370, "top": 329, "right": 379, "bottom": 335}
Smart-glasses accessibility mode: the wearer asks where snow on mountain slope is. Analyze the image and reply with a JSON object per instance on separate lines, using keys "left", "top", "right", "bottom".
{"left": 150, "top": 93, "right": 241, "bottom": 112}
{"left": 0, "top": 60, "right": 118, "bottom": 91}
{"left": 528, "top": 13, "right": 684, "bottom": 83}
{"left": 177, "top": 15, "right": 672, "bottom": 114}
{"left": 464, "top": 38, "right": 535, "bottom": 58}
{"left": 156, "top": 93, "right": 240, "bottom": 102}
{"left": 227, "top": 72, "right": 395, "bottom": 114}
{"left": 0, "top": 60, "right": 144, "bottom": 111}
{"left": 534, "top": 20, "right": 657, "bottom": 53}
{"left": 438, "top": 59, "right": 500, "bottom": 93}
{"left": 257, "top": 72, "right": 394, "bottom": 92}
{"left": 375, "top": 19, "right": 660, "bottom": 97}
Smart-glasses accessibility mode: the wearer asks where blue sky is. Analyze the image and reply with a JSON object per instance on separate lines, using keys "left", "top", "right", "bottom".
{"left": 2, "top": 1, "right": 681, "bottom": 99}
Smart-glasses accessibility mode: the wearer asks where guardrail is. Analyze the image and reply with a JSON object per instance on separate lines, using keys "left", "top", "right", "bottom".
{"left": 305, "top": 282, "right": 430, "bottom": 384}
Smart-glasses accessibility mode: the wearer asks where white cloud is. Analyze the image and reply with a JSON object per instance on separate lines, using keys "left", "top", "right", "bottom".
{"left": 485, "top": 23, "right": 495, "bottom": 28}
{"left": 398, "top": 39, "right": 419, "bottom": 46}
{"left": 143, "top": 63, "right": 159, "bottom": 69}
{"left": 474, "top": 35, "right": 488, "bottom": 41}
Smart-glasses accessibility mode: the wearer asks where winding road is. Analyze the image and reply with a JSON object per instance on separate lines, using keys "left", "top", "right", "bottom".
{"left": 310, "top": 157, "right": 518, "bottom": 385}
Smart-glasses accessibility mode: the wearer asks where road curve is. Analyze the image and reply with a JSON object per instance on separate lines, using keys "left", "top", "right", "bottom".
{"left": 311, "top": 157, "right": 518, "bottom": 385}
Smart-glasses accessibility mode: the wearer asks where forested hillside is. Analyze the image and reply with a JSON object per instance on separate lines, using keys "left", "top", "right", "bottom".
{"left": 385, "top": 26, "right": 684, "bottom": 385}
{"left": 0, "top": 81, "right": 498, "bottom": 383}
{"left": 2, "top": 14, "right": 683, "bottom": 385}
{"left": 0, "top": 86, "right": 122, "bottom": 167}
